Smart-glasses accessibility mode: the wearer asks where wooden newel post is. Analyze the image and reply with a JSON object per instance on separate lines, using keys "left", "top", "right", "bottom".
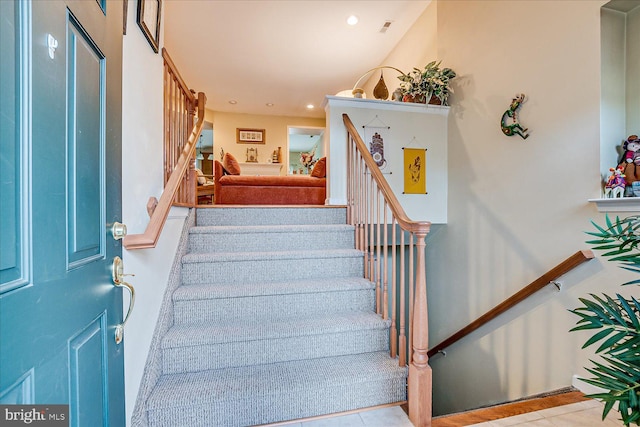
{"left": 408, "top": 232, "right": 432, "bottom": 427}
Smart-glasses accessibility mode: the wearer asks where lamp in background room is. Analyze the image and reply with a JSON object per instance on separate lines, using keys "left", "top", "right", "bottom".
{"left": 196, "top": 135, "right": 204, "bottom": 161}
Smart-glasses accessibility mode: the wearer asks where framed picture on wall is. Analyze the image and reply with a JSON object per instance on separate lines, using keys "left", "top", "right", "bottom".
{"left": 137, "top": 0, "right": 162, "bottom": 53}
{"left": 237, "top": 128, "right": 266, "bottom": 144}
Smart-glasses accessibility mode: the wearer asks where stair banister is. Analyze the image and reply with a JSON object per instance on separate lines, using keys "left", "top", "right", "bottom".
{"left": 123, "top": 92, "right": 205, "bottom": 249}
{"left": 427, "top": 250, "right": 595, "bottom": 358}
{"left": 343, "top": 114, "right": 430, "bottom": 234}
{"left": 123, "top": 48, "right": 206, "bottom": 250}
{"left": 343, "top": 113, "right": 432, "bottom": 427}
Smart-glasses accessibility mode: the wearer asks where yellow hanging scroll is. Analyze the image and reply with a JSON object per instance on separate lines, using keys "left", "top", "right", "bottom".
{"left": 403, "top": 148, "right": 426, "bottom": 194}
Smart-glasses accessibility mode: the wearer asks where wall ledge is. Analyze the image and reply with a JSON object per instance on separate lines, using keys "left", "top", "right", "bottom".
{"left": 588, "top": 197, "right": 640, "bottom": 212}
{"left": 323, "top": 95, "right": 450, "bottom": 116}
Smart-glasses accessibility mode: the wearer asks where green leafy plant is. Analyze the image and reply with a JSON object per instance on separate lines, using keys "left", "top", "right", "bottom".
{"left": 570, "top": 214, "right": 640, "bottom": 425}
{"left": 397, "top": 61, "right": 456, "bottom": 105}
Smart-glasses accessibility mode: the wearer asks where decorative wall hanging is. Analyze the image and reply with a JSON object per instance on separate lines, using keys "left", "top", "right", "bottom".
{"left": 500, "top": 93, "right": 529, "bottom": 139}
{"left": 403, "top": 146, "right": 427, "bottom": 194}
{"left": 363, "top": 116, "right": 391, "bottom": 173}
{"left": 237, "top": 128, "right": 266, "bottom": 144}
{"left": 137, "top": 0, "right": 162, "bottom": 53}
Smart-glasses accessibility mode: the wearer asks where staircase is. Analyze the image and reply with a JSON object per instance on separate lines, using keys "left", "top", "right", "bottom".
{"left": 136, "top": 206, "right": 408, "bottom": 427}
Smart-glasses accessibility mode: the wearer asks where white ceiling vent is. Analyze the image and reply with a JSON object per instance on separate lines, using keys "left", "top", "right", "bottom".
{"left": 379, "top": 20, "right": 393, "bottom": 33}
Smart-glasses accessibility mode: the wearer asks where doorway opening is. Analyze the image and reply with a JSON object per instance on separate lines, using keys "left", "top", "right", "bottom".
{"left": 287, "top": 126, "right": 325, "bottom": 175}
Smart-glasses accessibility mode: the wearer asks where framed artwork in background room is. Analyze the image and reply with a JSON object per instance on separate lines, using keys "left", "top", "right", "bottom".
{"left": 237, "top": 128, "right": 266, "bottom": 144}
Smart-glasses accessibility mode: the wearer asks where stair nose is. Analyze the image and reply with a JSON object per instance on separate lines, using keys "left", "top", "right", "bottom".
{"left": 196, "top": 206, "right": 347, "bottom": 226}
{"left": 188, "top": 224, "right": 355, "bottom": 254}
{"left": 161, "top": 313, "right": 391, "bottom": 373}
{"left": 172, "top": 277, "right": 376, "bottom": 325}
{"left": 181, "top": 249, "right": 364, "bottom": 285}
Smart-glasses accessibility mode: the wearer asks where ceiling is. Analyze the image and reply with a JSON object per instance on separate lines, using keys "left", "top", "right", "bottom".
{"left": 163, "top": 1, "right": 430, "bottom": 119}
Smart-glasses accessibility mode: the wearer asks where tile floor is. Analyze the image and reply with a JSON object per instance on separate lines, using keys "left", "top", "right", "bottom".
{"left": 273, "top": 399, "right": 621, "bottom": 426}
{"left": 269, "top": 406, "right": 414, "bottom": 427}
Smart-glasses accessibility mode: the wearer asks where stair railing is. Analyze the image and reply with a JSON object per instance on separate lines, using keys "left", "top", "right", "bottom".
{"left": 343, "top": 113, "right": 432, "bottom": 427}
{"left": 427, "top": 250, "right": 594, "bottom": 358}
{"left": 123, "top": 49, "right": 206, "bottom": 250}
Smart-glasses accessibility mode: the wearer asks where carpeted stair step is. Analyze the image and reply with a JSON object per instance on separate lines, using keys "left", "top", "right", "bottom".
{"left": 181, "top": 249, "right": 364, "bottom": 285}
{"left": 134, "top": 207, "right": 408, "bottom": 427}
{"left": 172, "top": 277, "right": 375, "bottom": 324}
{"left": 196, "top": 206, "right": 346, "bottom": 227}
{"left": 146, "top": 351, "right": 408, "bottom": 427}
{"left": 161, "top": 312, "right": 390, "bottom": 373}
{"left": 188, "top": 224, "right": 355, "bottom": 253}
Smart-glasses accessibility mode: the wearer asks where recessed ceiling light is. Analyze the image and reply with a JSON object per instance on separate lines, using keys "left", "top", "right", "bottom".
{"left": 266, "top": 103, "right": 274, "bottom": 107}
{"left": 347, "top": 15, "right": 358, "bottom": 26}
{"left": 306, "top": 104, "right": 314, "bottom": 109}
{"left": 228, "top": 100, "right": 237, "bottom": 105}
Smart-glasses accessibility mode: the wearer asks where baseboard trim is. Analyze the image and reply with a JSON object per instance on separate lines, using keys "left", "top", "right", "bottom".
{"left": 572, "top": 374, "right": 607, "bottom": 395}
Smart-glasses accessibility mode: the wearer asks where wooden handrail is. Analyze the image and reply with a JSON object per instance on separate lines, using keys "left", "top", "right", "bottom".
{"left": 123, "top": 92, "right": 206, "bottom": 250}
{"left": 343, "top": 114, "right": 430, "bottom": 236}
{"left": 427, "top": 249, "right": 595, "bottom": 358}
{"left": 162, "top": 48, "right": 195, "bottom": 105}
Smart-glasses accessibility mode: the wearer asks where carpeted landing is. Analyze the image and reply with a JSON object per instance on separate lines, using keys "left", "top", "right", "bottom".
{"left": 134, "top": 207, "right": 407, "bottom": 427}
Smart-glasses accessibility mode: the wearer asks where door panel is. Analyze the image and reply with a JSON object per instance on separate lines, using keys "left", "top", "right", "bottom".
{"left": 0, "top": 1, "right": 124, "bottom": 426}
{"left": 0, "top": 0, "right": 29, "bottom": 293}
{"left": 66, "top": 12, "right": 105, "bottom": 268}
{"left": 69, "top": 315, "right": 108, "bottom": 426}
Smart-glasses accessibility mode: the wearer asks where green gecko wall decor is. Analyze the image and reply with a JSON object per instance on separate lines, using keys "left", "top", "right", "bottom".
{"left": 501, "top": 93, "right": 530, "bottom": 139}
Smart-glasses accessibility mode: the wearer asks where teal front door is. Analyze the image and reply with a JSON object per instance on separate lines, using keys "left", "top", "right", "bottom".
{"left": 0, "top": 0, "right": 125, "bottom": 425}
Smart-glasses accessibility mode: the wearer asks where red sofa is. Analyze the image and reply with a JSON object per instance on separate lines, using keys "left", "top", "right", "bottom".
{"left": 214, "top": 160, "right": 326, "bottom": 205}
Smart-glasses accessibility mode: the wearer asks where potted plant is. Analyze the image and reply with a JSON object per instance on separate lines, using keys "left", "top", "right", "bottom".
{"left": 397, "top": 61, "right": 457, "bottom": 106}
{"left": 570, "top": 214, "right": 640, "bottom": 426}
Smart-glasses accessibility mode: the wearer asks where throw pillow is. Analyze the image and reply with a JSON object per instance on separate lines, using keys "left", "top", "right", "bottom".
{"left": 311, "top": 157, "right": 327, "bottom": 178}
{"left": 223, "top": 153, "right": 241, "bottom": 175}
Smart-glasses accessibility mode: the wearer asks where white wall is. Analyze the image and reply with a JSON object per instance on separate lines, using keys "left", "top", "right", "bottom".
{"left": 121, "top": 1, "right": 186, "bottom": 425}
{"left": 375, "top": 0, "right": 638, "bottom": 416}
{"left": 600, "top": 3, "right": 640, "bottom": 178}
{"left": 628, "top": 7, "right": 640, "bottom": 133}
{"left": 324, "top": 96, "right": 449, "bottom": 223}
{"left": 601, "top": 8, "right": 627, "bottom": 176}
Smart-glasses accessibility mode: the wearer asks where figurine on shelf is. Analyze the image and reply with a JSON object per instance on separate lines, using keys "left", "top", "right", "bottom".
{"left": 621, "top": 134, "right": 640, "bottom": 164}
{"left": 605, "top": 165, "right": 626, "bottom": 198}
{"left": 246, "top": 147, "right": 258, "bottom": 163}
{"left": 616, "top": 134, "right": 640, "bottom": 194}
